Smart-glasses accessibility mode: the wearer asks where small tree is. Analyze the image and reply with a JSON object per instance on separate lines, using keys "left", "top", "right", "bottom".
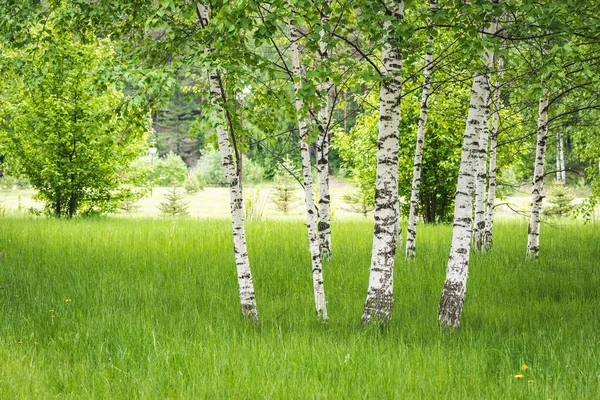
{"left": 271, "top": 157, "right": 300, "bottom": 215}
{"left": 158, "top": 186, "right": 189, "bottom": 217}
{"left": 0, "top": 24, "right": 148, "bottom": 218}
{"left": 184, "top": 173, "right": 204, "bottom": 193}
{"left": 546, "top": 186, "right": 575, "bottom": 218}
{"left": 154, "top": 152, "right": 188, "bottom": 186}
{"left": 342, "top": 188, "right": 375, "bottom": 217}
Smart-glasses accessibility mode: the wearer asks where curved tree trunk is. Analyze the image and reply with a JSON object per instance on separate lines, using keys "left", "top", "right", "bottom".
{"left": 288, "top": 13, "right": 328, "bottom": 321}
{"left": 482, "top": 50, "right": 505, "bottom": 250}
{"left": 438, "top": 11, "right": 499, "bottom": 329}
{"left": 316, "top": 2, "right": 332, "bottom": 261}
{"left": 362, "top": 0, "right": 404, "bottom": 324}
{"left": 197, "top": 3, "right": 259, "bottom": 322}
{"left": 526, "top": 88, "right": 549, "bottom": 259}
{"left": 405, "top": 0, "right": 436, "bottom": 259}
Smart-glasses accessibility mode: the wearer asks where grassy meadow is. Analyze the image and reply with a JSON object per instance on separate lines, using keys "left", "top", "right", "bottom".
{"left": 0, "top": 217, "right": 598, "bottom": 398}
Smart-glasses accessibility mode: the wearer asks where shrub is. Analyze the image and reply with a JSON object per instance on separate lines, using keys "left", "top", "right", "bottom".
{"left": 197, "top": 149, "right": 227, "bottom": 187}
{"left": 0, "top": 176, "right": 17, "bottom": 192}
{"left": 154, "top": 152, "right": 188, "bottom": 186}
{"left": 243, "top": 158, "right": 265, "bottom": 185}
{"left": 184, "top": 173, "right": 205, "bottom": 194}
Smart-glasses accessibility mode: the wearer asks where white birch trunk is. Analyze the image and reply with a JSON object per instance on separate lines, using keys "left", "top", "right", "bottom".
{"left": 555, "top": 132, "right": 561, "bottom": 183}
{"left": 560, "top": 134, "right": 566, "bottom": 183}
{"left": 472, "top": 17, "right": 498, "bottom": 251}
{"left": 482, "top": 51, "right": 505, "bottom": 250}
{"left": 526, "top": 88, "right": 549, "bottom": 259}
{"left": 405, "top": 0, "right": 436, "bottom": 259}
{"left": 316, "top": 4, "right": 332, "bottom": 261}
{"left": 197, "top": 3, "right": 258, "bottom": 322}
{"left": 288, "top": 14, "right": 328, "bottom": 321}
{"left": 362, "top": 0, "right": 404, "bottom": 323}
{"left": 438, "top": 70, "right": 491, "bottom": 329}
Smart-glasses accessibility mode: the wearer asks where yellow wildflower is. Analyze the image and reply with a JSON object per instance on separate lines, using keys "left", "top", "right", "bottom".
{"left": 528, "top": 380, "right": 534, "bottom": 384}
{"left": 521, "top": 364, "right": 528, "bottom": 370}
{"left": 66, "top": 299, "right": 72, "bottom": 303}
{"left": 49, "top": 310, "right": 54, "bottom": 313}
{"left": 514, "top": 374, "right": 524, "bottom": 379}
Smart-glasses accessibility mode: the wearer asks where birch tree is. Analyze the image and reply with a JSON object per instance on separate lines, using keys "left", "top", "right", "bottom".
{"left": 472, "top": 16, "right": 499, "bottom": 251}
{"left": 405, "top": 0, "right": 436, "bottom": 259}
{"left": 482, "top": 22, "right": 507, "bottom": 250}
{"left": 287, "top": 10, "right": 328, "bottom": 321}
{"left": 197, "top": 3, "right": 259, "bottom": 322}
{"left": 316, "top": 1, "right": 333, "bottom": 261}
{"left": 362, "top": 0, "right": 404, "bottom": 323}
{"left": 526, "top": 86, "right": 549, "bottom": 259}
{"left": 438, "top": 4, "right": 499, "bottom": 329}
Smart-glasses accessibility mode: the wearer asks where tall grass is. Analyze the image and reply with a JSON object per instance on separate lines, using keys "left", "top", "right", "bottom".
{"left": 0, "top": 217, "right": 598, "bottom": 398}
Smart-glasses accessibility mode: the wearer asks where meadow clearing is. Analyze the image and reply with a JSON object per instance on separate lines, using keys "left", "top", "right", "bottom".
{"left": 0, "top": 217, "right": 598, "bottom": 398}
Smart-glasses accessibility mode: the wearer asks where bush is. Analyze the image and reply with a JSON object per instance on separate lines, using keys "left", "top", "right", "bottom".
{"left": 197, "top": 149, "right": 227, "bottom": 187}
{"left": 128, "top": 156, "right": 156, "bottom": 190}
{"left": 0, "top": 176, "right": 17, "bottom": 191}
{"left": 243, "top": 157, "right": 265, "bottom": 185}
{"left": 154, "top": 152, "right": 188, "bottom": 186}
{"left": 184, "top": 173, "right": 205, "bottom": 194}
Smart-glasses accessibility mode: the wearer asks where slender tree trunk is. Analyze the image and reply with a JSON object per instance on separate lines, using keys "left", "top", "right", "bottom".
{"left": 196, "top": 3, "right": 259, "bottom": 322}
{"left": 482, "top": 50, "right": 505, "bottom": 250}
{"left": 526, "top": 88, "right": 549, "bottom": 259}
{"left": 438, "top": 11, "right": 499, "bottom": 328}
{"left": 555, "top": 132, "right": 561, "bottom": 183}
{"left": 406, "top": 0, "right": 436, "bottom": 259}
{"left": 288, "top": 13, "right": 328, "bottom": 321}
{"left": 438, "top": 69, "right": 491, "bottom": 329}
{"left": 362, "top": 0, "right": 404, "bottom": 324}
{"left": 472, "top": 19, "right": 498, "bottom": 251}
{"left": 316, "top": 2, "right": 332, "bottom": 261}
{"left": 559, "top": 133, "right": 566, "bottom": 183}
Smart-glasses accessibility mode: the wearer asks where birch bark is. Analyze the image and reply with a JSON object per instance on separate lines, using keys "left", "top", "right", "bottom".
{"left": 482, "top": 50, "right": 505, "bottom": 250}
{"left": 288, "top": 13, "right": 328, "bottom": 321}
{"left": 559, "top": 133, "right": 566, "bottom": 183}
{"left": 526, "top": 88, "right": 549, "bottom": 259}
{"left": 438, "top": 10, "right": 499, "bottom": 328}
{"left": 472, "top": 17, "right": 498, "bottom": 251}
{"left": 316, "top": 3, "right": 332, "bottom": 261}
{"left": 555, "top": 132, "right": 561, "bottom": 182}
{"left": 362, "top": 0, "right": 404, "bottom": 323}
{"left": 196, "top": 3, "right": 258, "bottom": 322}
{"left": 405, "top": 0, "right": 436, "bottom": 259}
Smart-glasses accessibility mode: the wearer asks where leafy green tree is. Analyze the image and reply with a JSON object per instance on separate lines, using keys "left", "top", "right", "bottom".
{"left": 153, "top": 151, "right": 188, "bottom": 186}
{"left": 0, "top": 22, "right": 149, "bottom": 218}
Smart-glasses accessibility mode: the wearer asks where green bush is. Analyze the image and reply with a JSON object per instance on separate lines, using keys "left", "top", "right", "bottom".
{"left": 154, "top": 152, "right": 188, "bottom": 186}
{"left": 197, "top": 149, "right": 227, "bottom": 187}
{"left": 184, "top": 173, "right": 205, "bottom": 194}
{"left": 243, "top": 157, "right": 265, "bottom": 185}
{"left": 0, "top": 176, "right": 17, "bottom": 191}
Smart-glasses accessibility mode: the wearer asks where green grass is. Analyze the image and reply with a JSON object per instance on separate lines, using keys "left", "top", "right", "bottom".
{"left": 0, "top": 217, "right": 598, "bottom": 398}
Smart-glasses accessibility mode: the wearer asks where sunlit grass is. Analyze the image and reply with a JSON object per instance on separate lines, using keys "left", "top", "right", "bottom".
{"left": 0, "top": 217, "right": 598, "bottom": 398}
